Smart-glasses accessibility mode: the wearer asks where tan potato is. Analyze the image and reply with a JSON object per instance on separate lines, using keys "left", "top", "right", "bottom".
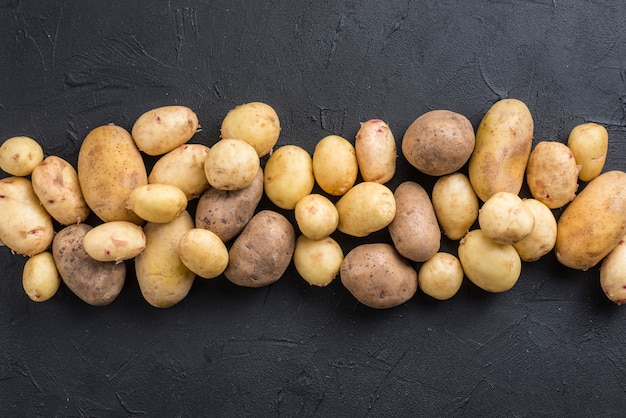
{"left": 458, "top": 229, "right": 522, "bottom": 293}
{"left": 312, "top": 135, "right": 358, "bottom": 196}
{"left": 388, "top": 181, "right": 440, "bottom": 262}
{"left": 178, "top": 228, "right": 229, "bottom": 279}
{"left": 53, "top": 223, "right": 126, "bottom": 306}
{"left": 224, "top": 210, "right": 295, "bottom": 288}
{"left": 513, "top": 198, "right": 557, "bottom": 262}
{"left": 22, "top": 251, "right": 60, "bottom": 302}
{"left": 478, "top": 191, "right": 535, "bottom": 245}
{"left": 355, "top": 119, "right": 396, "bottom": 184}
{"left": 468, "top": 98, "right": 534, "bottom": 202}
{"left": 293, "top": 235, "right": 344, "bottom": 287}
{"left": 126, "top": 183, "right": 187, "bottom": 224}
{"left": 264, "top": 145, "right": 315, "bottom": 210}
{"left": 220, "top": 102, "right": 281, "bottom": 157}
{"left": 131, "top": 105, "right": 199, "bottom": 156}
{"left": 0, "top": 177, "right": 54, "bottom": 256}
{"left": 555, "top": 170, "right": 626, "bottom": 270}
{"left": 600, "top": 235, "right": 626, "bottom": 305}
{"left": 148, "top": 143, "right": 210, "bottom": 200}
{"left": 432, "top": 172, "right": 479, "bottom": 240}
{"left": 195, "top": 167, "right": 263, "bottom": 242}
{"left": 567, "top": 122, "right": 608, "bottom": 182}
{"left": 294, "top": 194, "right": 339, "bottom": 240}
{"left": 77, "top": 124, "right": 148, "bottom": 224}
{"left": 82, "top": 221, "right": 146, "bottom": 263}
{"left": 402, "top": 110, "right": 475, "bottom": 176}
{"left": 418, "top": 252, "right": 464, "bottom": 300}
{"left": 335, "top": 182, "right": 396, "bottom": 237}
{"left": 526, "top": 141, "right": 580, "bottom": 209}
{"left": 135, "top": 211, "right": 195, "bottom": 308}
{"left": 204, "top": 138, "right": 260, "bottom": 191}
{"left": 340, "top": 243, "right": 417, "bottom": 309}
{"left": 0, "top": 136, "right": 44, "bottom": 176}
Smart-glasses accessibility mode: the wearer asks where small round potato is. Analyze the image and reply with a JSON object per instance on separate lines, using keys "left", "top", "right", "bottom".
{"left": 131, "top": 105, "right": 199, "bottom": 156}
{"left": 22, "top": 252, "right": 60, "bottom": 302}
{"left": 567, "top": 122, "right": 608, "bottom": 182}
{"left": 148, "top": 143, "right": 211, "bottom": 200}
{"left": 312, "top": 135, "right": 358, "bottom": 196}
{"left": 432, "top": 172, "right": 479, "bottom": 240}
{"left": 0, "top": 136, "right": 44, "bottom": 176}
{"left": 178, "top": 228, "right": 229, "bottom": 279}
{"left": 82, "top": 221, "right": 146, "bottom": 263}
{"left": 293, "top": 235, "right": 344, "bottom": 287}
{"left": 126, "top": 183, "right": 187, "bottom": 224}
{"left": 418, "top": 252, "right": 464, "bottom": 300}
{"left": 264, "top": 145, "right": 315, "bottom": 210}
{"left": 220, "top": 102, "right": 281, "bottom": 157}
{"left": 600, "top": 236, "right": 626, "bottom": 305}
{"left": 355, "top": 119, "right": 396, "bottom": 184}
{"left": 204, "top": 138, "right": 260, "bottom": 191}
{"left": 513, "top": 199, "right": 557, "bottom": 262}
{"left": 478, "top": 191, "right": 535, "bottom": 245}
{"left": 335, "top": 182, "right": 396, "bottom": 237}
{"left": 294, "top": 194, "right": 339, "bottom": 240}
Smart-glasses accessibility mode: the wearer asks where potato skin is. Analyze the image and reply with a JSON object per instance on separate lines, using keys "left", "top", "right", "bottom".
{"left": 22, "top": 251, "right": 60, "bottom": 302}
{"left": 478, "top": 191, "right": 535, "bottom": 245}
{"left": 204, "top": 138, "right": 260, "bottom": 191}
{"left": 340, "top": 243, "right": 417, "bottom": 309}
{"left": 220, "top": 102, "right": 281, "bottom": 157}
{"left": 293, "top": 235, "right": 344, "bottom": 287}
{"left": 355, "top": 119, "right": 396, "bottom": 184}
{"left": 432, "top": 173, "right": 479, "bottom": 240}
{"left": 224, "top": 210, "right": 295, "bottom": 288}
{"left": 567, "top": 122, "right": 608, "bottom": 182}
{"left": 418, "top": 252, "right": 464, "bottom": 301}
{"left": 0, "top": 136, "right": 43, "bottom": 176}
{"left": 513, "top": 198, "right": 557, "bottom": 262}
{"left": 125, "top": 183, "right": 188, "bottom": 224}
{"left": 178, "top": 228, "right": 229, "bottom": 279}
{"left": 264, "top": 145, "right": 314, "bottom": 210}
{"left": 335, "top": 182, "right": 396, "bottom": 237}
{"left": 82, "top": 221, "right": 146, "bottom": 263}
{"left": 600, "top": 236, "right": 626, "bottom": 305}
{"left": 294, "top": 193, "right": 339, "bottom": 240}
{"left": 312, "top": 135, "right": 358, "bottom": 196}
{"left": 148, "top": 143, "right": 210, "bottom": 200}
{"left": 131, "top": 105, "right": 199, "bottom": 156}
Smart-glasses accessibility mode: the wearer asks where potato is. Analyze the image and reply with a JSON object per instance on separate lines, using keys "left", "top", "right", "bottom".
{"left": 77, "top": 124, "right": 148, "bottom": 224}
{"left": 402, "top": 110, "right": 475, "bottom": 176}
{"left": 468, "top": 98, "right": 534, "bottom": 202}
{"left": 22, "top": 251, "right": 60, "bottom": 302}
{"left": 53, "top": 223, "right": 126, "bottom": 306}
{"left": 148, "top": 143, "right": 210, "bottom": 200}
{"left": 220, "top": 101, "right": 281, "bottom": 157}
{"left": 458, "top": 229, "right": 522, "bottom": 293}
{"left": 355, "top": 119, "right": 396, "bottom": 184}
{"left": 388, "top": 181, "right": 440, "bottom": 262}
{"left": 340, "top": 243, "right": 417, "bottom": 309}
{"left": 432, "top": 172, "right": 479, "bottom": 240}
{"left": 204, "top": 138, "right": 260, "bottom": 191}
{"left": 513, "top": 198, "right": 557, "bottom": 262}
{"left": 131, "top": 105, "right": 199, "bottom": 156}
{"left": 600, "top": 235, "right": 626, "bottom": 305}
{"left": 224, "top": 210, "right": 295, "bottom": 288}
{"left": 294, "top": 194, "right": 339, "bottom": 240}
{"left": 0, "top": 136, "right": 44, "bottom": 176}
{"left": 263, "top": 145, "right": 315, "bottom": 210}
{"left": 178, "top": 228, "right": 228, "bottom": 279}
{"left": 555, "top": 170, "right": 626, "bottom": 270}
{"left": 135, "top": 211, "right": 195, "bottom": 308}
{"left": 195, "top": 167, "right": 263, "bottom": 242}
{"left": 526, "top": 141, "right": 580, "bottom": 209}
{"left": 82, "top": 221, "right": 146, "bottom": 263}
{"left": 312, "top": 135, "right": 358, "bottom": 196}
{"left": 335, "top": 182, "right": 396, "bottom": 237}
{"left": 478, "top": 191, "right": 535, "bottom": 245}
{"left": 293, "top": 235, "right": 344, "bottom": 287}
{"left": 567, "top": 122, "right": 608, "bottom": 182}
{"left": 126, "top": 183, "right": 187, "bottom": 224}
{"left": 418, "top": 252, "right": 464, "bottom": 301}
{"left": 0, "top": 177, "right": 54, "bottom": 256}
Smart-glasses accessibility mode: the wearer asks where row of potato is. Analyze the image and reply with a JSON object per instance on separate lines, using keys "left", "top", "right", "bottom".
{"left": 1, "top": 99, "right": 625, "bottom": 309}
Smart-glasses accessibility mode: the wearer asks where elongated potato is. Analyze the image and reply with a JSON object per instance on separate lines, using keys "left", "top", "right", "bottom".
{"left": 220, "top": 102, "right": 281, "bottom": 157}
{"left": 264, "top": 145, "right": 314, "bottom": 210}
{"left": 0, "top": 136, "right": 44, "bottom": 176}
{"left": 335, "top": 182, "right": 396, "bottom": 237}
{"left": 131, "top": 105, "right": 199, "bottom": 156}
{"left": 567, "top": 122, "right": 608, "bottom": 182}
{"left": 148, "top": 143, "right": 210, "bottom": 200}
{"left": 125, "top": 183, "right": 187, "bottom": 223}
{"left": 82, "top": 221, "right": 146, "bottom": 263}
{"left": 600, "top": 235, "right": 626, "bottom": 305}
{"left": 22, "top": 251, "right": 60, "bottom": 302}
{"left": 355, "top": 119, "right": 396, "bottom": 184}
{"left": 432, "top": 173, "right": 479, "bottom": 240}
{"left": 312, "top": 135, "right": 358, "bottom": 196}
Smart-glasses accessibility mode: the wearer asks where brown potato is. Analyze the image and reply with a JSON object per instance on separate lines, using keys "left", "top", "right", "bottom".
{"left": 355, "top": 119, "right": 396, "bottom": 184}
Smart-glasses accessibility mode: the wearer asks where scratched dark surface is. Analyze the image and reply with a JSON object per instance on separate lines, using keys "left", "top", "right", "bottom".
{"left": 2, "top": 0, "right": 626, "bottom": 416}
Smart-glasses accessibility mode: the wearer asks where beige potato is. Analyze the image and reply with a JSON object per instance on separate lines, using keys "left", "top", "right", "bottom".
{"left": 567, "top": 122, "right": 608, "bottom": 182}
{"left": 264, "top": 145, "right": 315, "bottom": 210}
{"left": 82, "top": 221, "right": 146, "bottom": 263}
{"left": 312, "top": 135, "right": 358, "bottom": 196}
{"left": 458, "top": 229, "right": 522, "bottom": 293}
{"left": 0, "top": 177, "right": 54, "bottom": 256}
{"left": 600, "top": 235, "right": 626, "bottom": 305}
{"left": 148, "top": 143, "right": 210, "bottom": 200}
{"left": 178, "top": 228, "right": 229, "bottom": 279}
{"left": 131, "top": 105, "right": 199, "bottom": 156}
{"left": 126, "top": 183, "right": 187, "bottom": 224}
{"left": 293, "top": 235, "right": 344, "bottom": 287}
{"left": 204, "top": 138, "right": 260, "bottom": 191}
{"left": 340, "top": 243, "right": 417, "bottom": 309}
{"left": 53, "top": 223, "right": 126, "bottom": 306}
{"left": 224, "top": 210, "right": 295, "bottom": 288}
{"left": 555, "top": 170, "right": 626, "bottom": 270}
{"left": 0, "top": 136, "right": 44, "bottom": 176}
{"left": 418, "top": 252, "right": 464, "bottom": 300}
{"left": 220, "top": 101, "right": 281, "bottom": 157}
{"left": 402, "top": 110, "right": 475, "bottom": 176}
{"left": 135, "top": 211, "right": 195, "bottom": 308}
{"left": 77, "top": 124, "right": 148, "bottom": 224}
{"left": 388, "top": 181, "right": 440, "bottom": 262}
{"left": 335, "top": 182, "right": 396, "bottom": 237}
{"left": 355, "top": 119, "right": 396, "bottom": 184}
{"left": 468, "top": 98, "right": 534, "bottom": 202}
{"left": 513, "top": 198, "right": 557, "bottom": 262}
{"left": 432, "top": 173, "right": 479, "bottom": 240}
{"left": 526, "top": 141, "right": 580, "bottom": 209}
{"left": 294, "top": 194, "right": 339, "bottom": 240}
{"left": 22, "top": 251, "right": 60, "bottom": 302}
{"left": 478, "top": 191, "right": 535, "bottom": 245}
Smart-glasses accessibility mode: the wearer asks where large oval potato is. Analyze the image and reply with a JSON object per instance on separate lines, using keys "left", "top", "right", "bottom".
{"left": 148, "top": 143, "right": 210, "bottom": 200}
{"left": 335, "top": 182, "right": 396, "bottom": 237}
{"left": 125, "top": 183, "right": 188, "bottom": 224}
{"left": 0, "top": 136, "right": 44, "bottom": 176}
{"left": 77, "top": 124, "right": 148, "bottom": 224}
{"left": 82, "top": 221, "right": 146, "bottom": 263}
{"left": 312, "top": 135, "right": 358, "bottom": 196}
{"left": 600, "top": 235, "right": 626, "bottom": 305}
{"left": 355, "top": 119, "right": 396, "bottom": 184}
{"left": 263, "top": 145, "right": 314, "bottom": 210}
{"left": 567, "top": 122, "right": 608, "bottom": 182}
{"left": 220, "top": 102, "right": 281, "bottom": 157}
{"left": 468, "top": 98, "right": 534, "bottom": 202}
{"left": 432, "top": 172, "right": 479, "bottom": 240}
{"left": 131, "top": 105, "right": 199, "bottom": 156}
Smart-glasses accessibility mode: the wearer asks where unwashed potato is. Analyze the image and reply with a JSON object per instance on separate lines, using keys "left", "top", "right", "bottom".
{"left": 204, "top": 138, "right": 260, "bottom": 191}
{"left": 388, "top": 181, "right": 440, "bottom": 262}
{"left": 432, "top": 172, "right": 479, "bottom": 240}
{"left": 82, "top": 221, "right": 146, "bottom": 263}
{"left": 220, "top": 101, "right": 281, "bottom": 157}
{"left": 293, "top": 235, "right": 344, "bottom": 287}
{"left": 126, "top": 183, "right": 187, "bottom": 223}
{"left": 224, "top": 210, "right": 295, "bottom": 288}
{"left": 567, "top": 122, "right": 608, "bottom": 182}
{"left": 22, "top": 251, "right": 60, "bottom": 302}
{"left": 600, "top": 235, "right": 626, "bottom": 305}
{"left": 335, "top": 182, "right": 396, "bottom": 237}
{"left": 148, "top": 143, "right": 211, "bottom": 200}
{"left": 478, "top": 191, "right": 535, "bottom": 245}
{"left": 312, "top": 135, "right": 358, "bottom": 196}
{"left": 131, "top": 105, "right": 199, "bottom": 156}
{"left": 468, "top": 98, "right": 534, "bottom": 202}
{"left": 53, "top": 223, "right": 126, "bottom": 306}
{"left": 0, "top": 176, "right": 54, "bottom": 256}
{"left": 418, "top": 252, "right": 464, "bottom": 301}
{"left": 340, "top": 243, "right": 417, "bottom": 309}
{"left": 0, "top": 136, "right": 44, "bottom": 176}
{"left": 294, "top": 194, "right": 339, "bottom": 240}
{"left": 355, "top": 119, "right": 396, "bottom": 184}
{"left": 264, "top": 145, "right": 315, "bottom": 210}
{"left": 178, "top": 228, "right": 229, "bottom": 279}
{"left": 513, "top": 198, "right": 557, "bottom": 262}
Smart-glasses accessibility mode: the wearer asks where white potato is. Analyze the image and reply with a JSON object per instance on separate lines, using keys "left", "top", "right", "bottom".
{"left": 512, "top": 199, "right": 557, "bottom": 262}
{"left": 126, "top": 183, "right": 188, "bottom": 224}
{"left": 355, "top": 119, "right": 396, "bottom": 184}
{"left": 82, "top": 221, "right": 146, "bottom": 263}
{"left": 22, "top": 252, "right": 60, "bottom": 302}
{"left": 178, "top": 228, "right": 229, "bottom": 279}
{"left": 294, "top": 194, "right": 339, "bottom": 240}
{"left": 312, "top": 135, "right": 358, "bottom": 196}
{"left": 478, "top": 191, "right": 535, "bottom": 245}
{"left": 264, "top": 145, "right": 315, "bottom": 210}
{"left": 148, "top": 143, "right": 211, "bottom": 200}
{"left": 335, "top": 182, "right": 396, "bottom": 237}
{"left": 0, "top": 136, "right": 44, "bottom": 176}
{"left": 293, "top": 235, "right": 344, "bottom": 287}
{"left": 432, "top": 172, "right": 479, "bottom": 240}
{"left": 418, "top": 252, "right": 464, "bottom": 300}
{"left": 220, "top": 102, "right": 281, "bottom": 157}
{"left": 204, "top": 138, "right": 260, "bottom": 191}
